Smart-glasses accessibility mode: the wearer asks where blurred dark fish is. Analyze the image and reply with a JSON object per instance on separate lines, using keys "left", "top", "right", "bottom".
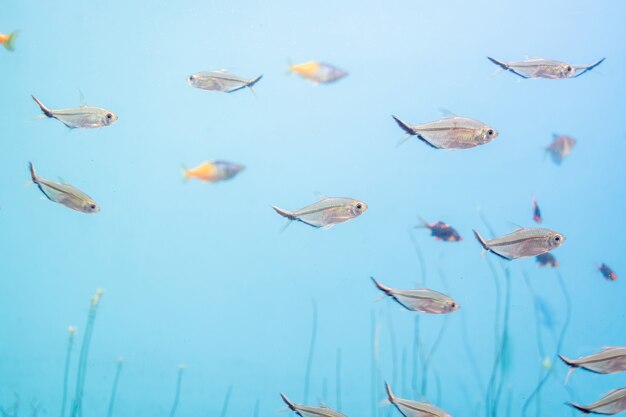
{"left": 536, "top": 253, "right": 559, "bottom": 268}
{"left": 187, "top": 70, "right": 262, "bottom": 94}
{"left": 0, "top": 31, "right": 18, "bottom": 51}
{"left": 416, "top": 217, "right": 462, "bottom": 242}
{"left": 546, "top": 134, "right": 576, "bottom": 165}
{"left": 29, "top": 162, "right": 99, "bottom": 214}
{"left": 560, "top": 347, "right": 626, "bottom": 383}
{"left": 487, "top": 57, "right": 605, "bottom": 79}
{"left": 569, "top": 388, "right": 626, "bottom": 415}
{"left": 392, "top": 115, "right": 498, "bottom": 149}
{"left": 598, "top": 263, "right": 617, "bottom": 281}
{"left": 280, "top": 393, "right": 346, "bottom": 417}
{"left": 182, "top": 161, "right": 245, "bottom": 183}
{"left": 532, "top": 198, "right": 542, "bottom": 223}
{"left": 289, "top": 61, "right": 347, "bottom": 84}
{"left": 31, "top": 95, "right": 117, "bottom": 129}
{"left": 473, "top": 228, "right": 565, "bottom": 260}
{"left": 272, "top": 198, "right": 367, "bottom": 229}
{"left": 371, "top": 277, "right": 459, "bottom": 314}
{"left": 385, "top": 383, "right": 452, "bottom": 417}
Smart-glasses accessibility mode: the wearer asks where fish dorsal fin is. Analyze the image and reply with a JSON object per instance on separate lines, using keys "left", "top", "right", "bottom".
{"left": 438, "top": 108, "right": 458, "bottom": 118}
{"left": 313, "top": 191, "right": 326, "bottom": 200}
{"left": 507, "top": 221, "right": 524, "bottom": 231}
{"left": 601, "top": 346, "right": 620, "bottom": 351}
{"left": 78, "top": 89, "right": 87, "bottom": 107}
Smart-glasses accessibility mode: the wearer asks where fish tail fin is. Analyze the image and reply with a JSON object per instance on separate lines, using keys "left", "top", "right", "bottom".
{"left": 473, "top": 229, "right": 488, "bottom": 256}
{"left": 28, "top": 162, "right": 39, "bottom": 184}
{"left": 31, "top": 95, "right": 53, "bottom": 118}
{"left": 415, "top": 216, "right": 429, "bottom": 229}
{"left": 247, "top": 75, "right": 263, "bottom": 97}
{"left": 558, "top": 355, "right": 577, "bottom": 383}
{"left": 391, "top": 115, "right": 415, "bottom": 136}
{"left": 487, "top": 56, "right": 509, "bottom": 71}
{"left": 272, "top": 205, "right": 296, "bottom": 221}
{"left": 370, "top": 277, "right": 392, "bottom": 295}
{"left": 4, "top": 31, "right": 19, "bottom": 51}
{"left": 384, "top": 382, "right": 395, "bottom": 404}
{"left": 567, "top": 403, "right": 589, "bottom": 414}
{"left": 279, "top": 393, "right": 296, "bottom": 411}
{"left": 181, "top": 165, "right": 190, "bottom": 182}
{"left": 286, "top": 58, "right": 294, "bottom": 74}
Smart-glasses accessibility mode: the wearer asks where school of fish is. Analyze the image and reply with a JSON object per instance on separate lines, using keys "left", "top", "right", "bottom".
{"left": 3, "top": 16, "right": 621, "bottom": 417}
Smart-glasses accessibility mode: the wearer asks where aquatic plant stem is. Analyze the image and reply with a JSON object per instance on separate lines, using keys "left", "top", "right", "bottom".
{"left": 420, "top": 270, "right": 451, "bottom": 397}
{"left": 521, "top": 269, "right": 572, "bottom": 417}
{"left": 370, "top": 311, "right": 376, "bottom": 417}
{"left": 59, "top": 327, "right": 76, "bottom": 417}
{"left": 303, "top": 301, "right": 318, "bottom": 404}
{"left": 219, "top": 385, "right": 232, "bottom": 417}
{"left": 408, "top": 230, "right": 427, "bottom": 285}
{"left": 70, "top": 289, "right": 104, "bottom": 417}
{"left": 386, "top": 303, "right": 399, "bottom": 391}
{"left": 106, "top": 358, "right": 123, "bottom": 417}
{"left": 336, "top": 348, "right": 342, "bottom": 411}
{"left": 521, "top": 270, "right": 547, "bottom": 417}
{"left": 168, "top": 365, "right": 185, "bottom": 417}
{"left": 253, "top": 400, "right": 260, "bottom": 417}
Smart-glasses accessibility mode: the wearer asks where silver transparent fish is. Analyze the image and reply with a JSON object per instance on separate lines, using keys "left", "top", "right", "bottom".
{"left": 385, "top": 383, "right": 452, "bottom": 417}
{"left": 187, "top": 70, "right": 262, "bottom": 93}
{"left": 31, "top": 95, "right": 117, "bottom": 129}
{"left": 392, "top": 115, "right": 498, "bottom": 149}
{"left": 560, "top": 347, "right": 626, "bottom": 383}
{"left": 272, "top": 197, "right": 367, "bottom": 229}
{"left": 280, "top": 393, "right": 347, "bottom": 417}
{"left": 371, "top": 277, "right": 459, "bottom": 314}
{"left": 473, "top": 228, "right": 565, "bottom": 260}
{"left": 569, "top": 388, "right": 626, "bottom": 415}
{"left": 488, "top": 57, "right": 605, "bottom": 79}
{"left": 29, "top": 162, "right": 99, "bottom": 214}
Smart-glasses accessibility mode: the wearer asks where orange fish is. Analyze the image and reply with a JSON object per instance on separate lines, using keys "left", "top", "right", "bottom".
{"left": 182, "top": 161, "right": 245, "bottom": 183}
{"left": 0, "top": 31, "right": 19, "bottom": 51}
{"left": 289, "top": 61, "right": 347, "bottom": 84}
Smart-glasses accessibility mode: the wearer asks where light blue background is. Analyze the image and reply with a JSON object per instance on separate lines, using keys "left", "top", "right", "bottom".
{"left": 1, "top": 0, "right": 625, "bottom": 416}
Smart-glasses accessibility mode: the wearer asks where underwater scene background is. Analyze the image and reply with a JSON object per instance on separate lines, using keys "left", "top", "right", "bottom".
{"left": 1, "top": 0, "right": 625, "bottom": 416}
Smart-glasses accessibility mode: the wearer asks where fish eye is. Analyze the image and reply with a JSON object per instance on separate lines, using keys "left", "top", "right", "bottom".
{"left": 106, "top": 113, "right": 112, "bottom": 119}
{"left": 554, "top": 236, "right": 561, "bottom": 242}
{"left": 356, "top": 203, "right": 362, "bottom": 210}
{"left": 189, "top": 75, "right": 195, "bottom": 81}
{"left": 90, "top": 204, "right": 96, "bottom": 210}
{"left": 487, "top": 129, "right": 494, "bottom": 136}
{"left": 566, "top": 66, "right": 572, "bottom": 72}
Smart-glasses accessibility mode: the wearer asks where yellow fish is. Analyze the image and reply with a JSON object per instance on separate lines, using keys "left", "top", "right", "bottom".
{"left": 0, "top": 31, "right": 19, "bottom": 51}
{"left": 289, "top": 61, "right": 347, "bottom": 84}
{"left": 182, "top": 161, "right": 245, "bottom": 183}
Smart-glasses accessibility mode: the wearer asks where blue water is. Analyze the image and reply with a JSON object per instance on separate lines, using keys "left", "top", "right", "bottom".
{"left": 1, "top": 0, "right": 625, "bottom": 416}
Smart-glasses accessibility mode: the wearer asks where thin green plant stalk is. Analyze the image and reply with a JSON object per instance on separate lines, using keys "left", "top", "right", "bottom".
{"left": 168, "top": 365, "right": 185, "bottom": 417}
{"left": 70, "top": 289, "right": 104, "bottom": 417}
{"left": 303, "top": 301, "right": 318, "bottom": 404}
{"left": 521, "top": 269, "right": 572, "bottom": 417}
{"left": 106, "top": 358, "right": 123, "bottom": 417}
{"left": 335, "top": 348, "right": 342, "bottom": 411}
{"left": 219, "top": 386, "right": 232, "bottom": 417}
{"left": 59, "top": 326, "right": 76, "bottom": 417}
